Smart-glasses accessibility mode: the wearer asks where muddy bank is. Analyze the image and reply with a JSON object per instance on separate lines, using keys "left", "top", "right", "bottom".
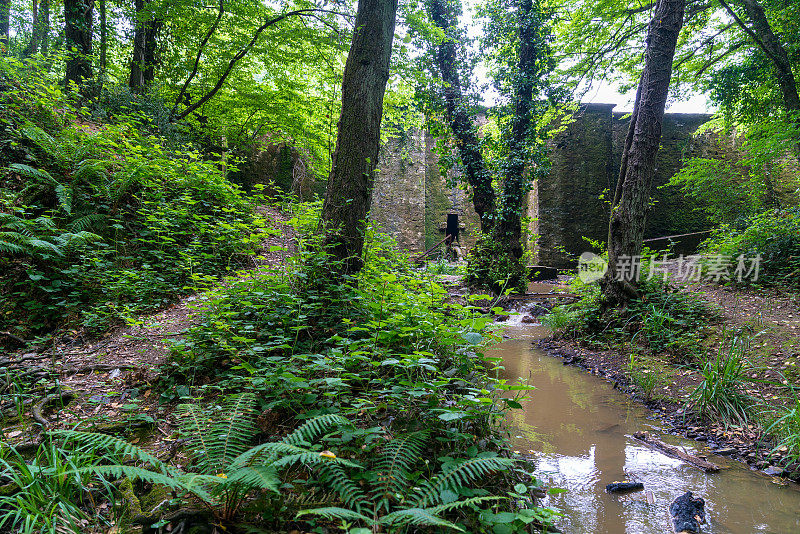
{"left": 538, "top": 336, "right": 800, "bottom": 483}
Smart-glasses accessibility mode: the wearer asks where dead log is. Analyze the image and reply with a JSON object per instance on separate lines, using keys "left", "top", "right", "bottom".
{"left": 670, "top": 491, "right": 705, "bottom": 533}
{"left": 633, "top": 431, "right": 720, "bottom": 473}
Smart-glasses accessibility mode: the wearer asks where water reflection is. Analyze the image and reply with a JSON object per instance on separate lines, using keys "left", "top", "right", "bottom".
{"left": 492, "top": 327, "right": 800, "bottom": 534}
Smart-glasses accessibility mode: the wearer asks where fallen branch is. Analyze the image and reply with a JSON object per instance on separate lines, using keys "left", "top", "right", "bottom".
{"left": 633, "top": 431, "right": 720, "bottom": 473}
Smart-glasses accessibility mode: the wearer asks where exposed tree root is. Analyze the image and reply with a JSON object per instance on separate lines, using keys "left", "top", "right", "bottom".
{"left": 32, "top": 391, "right": 75, "bottom": 428}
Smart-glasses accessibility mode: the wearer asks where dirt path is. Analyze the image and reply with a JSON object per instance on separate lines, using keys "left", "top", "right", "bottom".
{"left": 2, "top": 206, "right": 296, "bottom": 449}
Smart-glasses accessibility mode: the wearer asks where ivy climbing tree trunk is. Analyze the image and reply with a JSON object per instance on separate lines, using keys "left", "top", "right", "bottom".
{"left": 319, "top": 0, "right": 399, "bottom": 274}
{"left": 491, "top": 0, "right": 539, "bottom": 286}
{"left": 601, "top": 0, "right": 686, "bottom": 307}
{"left": 98, "top": 0, "right": 106, "bottom": 77}
{"left": 65, "top": 0, "right": 94, "bottom": 89}
{"left": 429, "top": 0, "right": 496, "bottom": 233}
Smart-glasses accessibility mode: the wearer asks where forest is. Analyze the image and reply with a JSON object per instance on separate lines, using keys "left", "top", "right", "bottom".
{"left": 0, "top": 0, "right": 798, "bottom": 532}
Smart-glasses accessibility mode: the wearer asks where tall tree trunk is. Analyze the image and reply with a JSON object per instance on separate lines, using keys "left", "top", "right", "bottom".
{"left": 601, "top": 0, "right": 686, "bottom": 307}
{"left": 719, "top": 0, "right": 800, "bottom": 117}
{"left": 143, "top": 15, "right": 162, "bottom": 85}
{"left": 429, "top": 0, "right": 496, "bottom": 233}
{"left": 23, "top": 0, "right": 39, "bottom": 56}
{"left": 492, "top": 0, "right": 539, "bottom": 274}
{"left": 65, "top": 0, "right": 94, "bottom": 88}
{"left": 98, "top": 0, "right": 106, "bottom": 76}
{"left": 319, "top": 0, "right": 399, "bottom": 274}
{"left": 39, "top": 0, "right": 49, "bottom": 54}
{"left": 0, "top": 0, "right": 10, "bottom": 54}
{"left": 129, "top": 0, "right": 146, "bottom": 89}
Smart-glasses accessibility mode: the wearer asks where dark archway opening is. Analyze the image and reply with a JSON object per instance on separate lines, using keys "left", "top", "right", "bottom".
{"left": 446, "top": 213, "right": 459, "bottom": 243}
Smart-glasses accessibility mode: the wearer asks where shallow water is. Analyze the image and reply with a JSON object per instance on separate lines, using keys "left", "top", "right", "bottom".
{"left": 491, "top": 325, "right": 800, "bottom": 534}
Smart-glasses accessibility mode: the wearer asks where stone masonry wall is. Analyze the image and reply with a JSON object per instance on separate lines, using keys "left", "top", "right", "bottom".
{"left": 371, "top": 129, "right": 426, "bottom": 254}
{"left": 372, "top": 104, "right": 715, "bottom": 267}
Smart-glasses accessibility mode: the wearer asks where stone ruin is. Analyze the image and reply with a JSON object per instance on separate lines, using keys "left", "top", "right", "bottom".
{"left": 371, "top": 103, "right": 714, "bottom": 267}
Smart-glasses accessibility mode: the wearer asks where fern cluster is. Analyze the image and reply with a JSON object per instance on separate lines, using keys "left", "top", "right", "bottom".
{"left": 55, "top": 394, "right": 356, "bottom": 523}
{"left": 298, "top": 431, "right": 516, "bottom": 532}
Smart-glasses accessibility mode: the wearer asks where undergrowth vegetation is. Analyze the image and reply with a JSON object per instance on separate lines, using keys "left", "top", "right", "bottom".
{"left": 1, "top": 57, "right": 269, "bottom": 341}
{"left": 143, "top": 214, "right": 559, "bottom": 531}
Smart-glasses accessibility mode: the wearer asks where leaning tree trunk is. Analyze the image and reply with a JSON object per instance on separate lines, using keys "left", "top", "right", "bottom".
{"left": 740, "top": 0, "right": 800, "bottom": 118}
{"left": 429, "top": 0, "right": 496, "bottom": 233}
{"left": 601, "top": 0, "right": 686, "bottom": 307}
{"left": 318, "top": 0, "right": 399, "bottom": 274}
{"left": 492, "top": 0, "right": 539, "bottom": 285}
{"left": 65, "top": 0, "right": 94, "bottom": 88}
{"left": 0, "top": 0, "right": 10, "bottom": 54}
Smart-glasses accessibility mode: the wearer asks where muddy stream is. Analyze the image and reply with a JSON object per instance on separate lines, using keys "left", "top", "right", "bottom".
{"left": 491, "top": 322, "right": 800, "bottom": 533}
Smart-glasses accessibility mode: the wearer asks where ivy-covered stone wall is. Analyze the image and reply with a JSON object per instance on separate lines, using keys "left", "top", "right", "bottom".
{"left": 372, "top": 104, "right": 713, "bottom": 267}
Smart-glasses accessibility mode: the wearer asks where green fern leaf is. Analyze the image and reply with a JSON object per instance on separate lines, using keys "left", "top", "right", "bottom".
{"left": 21, "top": 125, "right": 71, "bottom": 165}
{"left": 224, "top": 465, "right": 280, "bottom": 494}
{"left": 207, "top": 393, "right": 257, "bottom": 471}
{"left": 295, "top": 507, "right": 374, "bottom": 525}
{"left": 282, "top": 414, "right": 353, "bottom": 446}
{"left": 428, "top": 495, "right": 505, "bottom": 514}
{"left": 9, "top": 163, "right": 58, "bottom": 186}
{"left": 52, "top": 430, "right": 180, "bottom": 476}
{"left": 370, "top": 431, "right": 428, "bottom": 510}
{"left": 381, "top": 507, "right": 462, "bottom": 531}
{"left": 412, "top": 457, "right": 516, "bottom": 507}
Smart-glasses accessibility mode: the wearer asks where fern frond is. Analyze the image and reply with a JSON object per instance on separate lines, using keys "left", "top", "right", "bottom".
{"left": 412, "top": 457, "right": 516, "bottom": 507}
{"left": 370, "top": 431, "right": 428, "bottom": 508}
{"left": 224, "top": 465, "right": 280, "bottom": 494}
{"left": 9, "top": 163, "right": 58, "bottom": 186}
{"left": 21, "top": 126, "right": 71, "bottom": 165}
{"left": 207, "top": 393, "right": 257, "bottom": 471}
{"left": 72, "top": 160, "right": 109, "bottom": 186}
{"left": 52, "top": 430, "right": 180, "bottom": 476}
{"left": 316, "top": 462, "right": 370, "bottom": 513}
{"left": 26, "top": 238, "right": 63, "bottom": 255}
{"left": 429, "top": 495, "right": 505, "bottom": 514}
{"left": 295, "top": 507, "right": 374, "bottom": 525}
{"left": 380, "top": 507, "right": 462, "bottom": 531}
{"left": 176, "top": 403, "right": 213, "bottom": 472}
{"left": 67, "top": 214, "right": 105, "bottom": 233}
{"left": 282, "top": 414, "right": 353, "bottom": 446}
{"left": 85, "top": 465, "right": 216, "bottom": 503}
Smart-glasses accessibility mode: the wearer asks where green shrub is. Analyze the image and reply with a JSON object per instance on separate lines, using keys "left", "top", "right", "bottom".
{"left": 701, "top": 208, "right": 800, "bottom": 289}
{"left": 1, "top": 115, "right": 271, "bottom": 338}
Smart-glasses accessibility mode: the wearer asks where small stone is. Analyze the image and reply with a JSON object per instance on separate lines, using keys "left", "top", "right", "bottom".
{"left": 714, "top": 447, "right": 736, "bottom": 456}
{"left": 521, "top": 315, "right": 536, "bottom": 323}
{"left": 764, "top": 466, "right": 784, "bottom": 476}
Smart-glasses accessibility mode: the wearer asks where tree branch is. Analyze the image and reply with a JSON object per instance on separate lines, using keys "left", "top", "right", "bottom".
{"left": 170, "top": 0, "right": 225, "bottom": 120}
{"left": 171, "top": 8, "right": 348, "bottom": 122}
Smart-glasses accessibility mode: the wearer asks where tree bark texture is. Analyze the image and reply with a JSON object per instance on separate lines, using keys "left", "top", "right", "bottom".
{"left": 23, "top": 0, "right": 39, "bottom": 56}
{"left": 319, "top": 0, "right": 399, "bottom": 274}
{"left": 429, "top": 0, "right": 496, "bottom": 233}
{"left": 99, "top": 0, "right": 106, "bottom": 75}
{"left": 39, "top": 0, "right": 49, "bottom": 54}
{"left": 601, "top": 0, "right": 685, "bottom": 306}
{"left": 65, "top": 0, "right": 94, "bottom": 88}
{"left": 0, "top": 0, "right": 10, "bottom": 54}
{"left": 129, "top": 0, "right": 161, "bottom": 89}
